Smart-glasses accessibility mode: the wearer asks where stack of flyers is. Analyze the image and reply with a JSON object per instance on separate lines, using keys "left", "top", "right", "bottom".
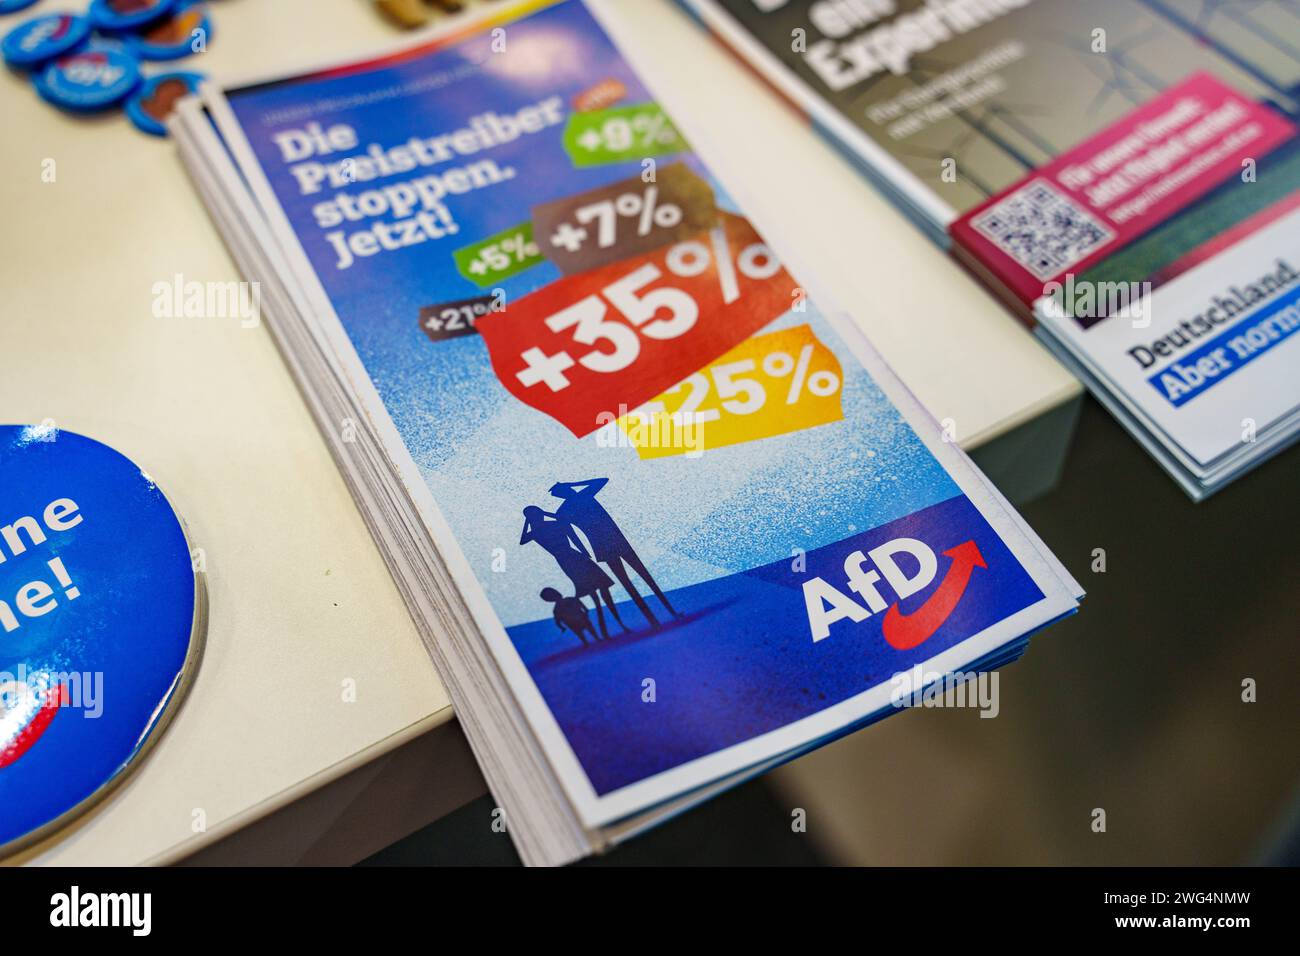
{"left": 172, "top": 0, "right": 1080, "bottom": 865}
{"left": 681, "top": 0, "right": 1300, "bottom": 498}
{"left": 1028, "top": 71, "right": 1300, "bottom": 500}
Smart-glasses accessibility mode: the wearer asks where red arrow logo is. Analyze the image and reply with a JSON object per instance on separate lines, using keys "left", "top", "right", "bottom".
{"left": 881, "top": 540, "right": 986, "bottom": 651}
{"left": 0, "top": 683, "right": 63, "bottom": 769}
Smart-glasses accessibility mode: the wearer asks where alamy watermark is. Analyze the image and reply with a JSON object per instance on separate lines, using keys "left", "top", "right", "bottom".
{"left": 595, "top": 405, "right": 707, "bottom": 458}
{"left": 1041, "top": 273, "right": 1152, "bottom": 328}
{"left": 152, "top": 273, "right": 261, "bottom": 328}
{"left": 0, "top": 664, "right": 103, "bottom": 720}
{"left": 890, "top": 665, "right": 999, "bottom": 718}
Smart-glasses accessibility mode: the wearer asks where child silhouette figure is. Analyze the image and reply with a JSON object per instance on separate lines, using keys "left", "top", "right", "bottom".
{"left": 541, "top": 587, "right": 601, "bottom": 646}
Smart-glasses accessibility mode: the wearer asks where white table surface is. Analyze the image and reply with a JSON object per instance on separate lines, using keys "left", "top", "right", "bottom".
{"left": 0, "top": 0, "right": 1079, "bottom": 866}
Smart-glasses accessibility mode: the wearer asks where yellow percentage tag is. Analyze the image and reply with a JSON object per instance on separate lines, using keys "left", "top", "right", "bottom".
{"left": 616, "top": 324, "right": 844, "bottom": 459}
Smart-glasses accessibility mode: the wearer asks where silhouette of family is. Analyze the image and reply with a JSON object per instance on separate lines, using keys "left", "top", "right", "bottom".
{"left": 521, "top": 478, "right": 679, "bottom": 646}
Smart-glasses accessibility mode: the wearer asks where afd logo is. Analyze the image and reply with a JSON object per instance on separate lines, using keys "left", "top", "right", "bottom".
{"left": 801, "top": 536, "right": 985, "bottom": 647}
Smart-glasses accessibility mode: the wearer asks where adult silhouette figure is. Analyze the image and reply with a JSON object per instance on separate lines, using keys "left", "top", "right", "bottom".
{"left": 520, "top": 505, "right": 626, "bottom": 638}
{"left": 549, "top": 478, "right": 679, "bottom": 628}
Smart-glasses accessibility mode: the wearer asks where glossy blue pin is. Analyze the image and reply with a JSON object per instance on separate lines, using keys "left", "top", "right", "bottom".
{"left": 126, "top": 70, "right": 204, "bottom": 136}
{"left": 33, "top": 40, "right": 141, "bottom": 112}
{"left": 0, "top": 0, "right": 42, "bottom": 17}
{"left": 124, "top": 0, "right": 210, "bottom": 61}
{"left": 2, "top": 12, "right": 91, "bottom": 68}
{"left": 88, "top": 0, "right": 176, "bottom": 32}
{"left": 0, "top": 425, "right": 205, "bottom": 857}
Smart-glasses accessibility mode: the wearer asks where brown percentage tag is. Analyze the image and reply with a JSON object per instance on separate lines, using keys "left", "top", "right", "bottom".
{"left": 530, "top": 163, "right": 717, "bottom": 276}
{"left": 417, "top": 293, "right": 499, "bottom": 343}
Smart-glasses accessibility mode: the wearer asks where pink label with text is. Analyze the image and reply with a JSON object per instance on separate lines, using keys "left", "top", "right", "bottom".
{"left": 949, "top": 71, "right": 1296, "bottom": 308}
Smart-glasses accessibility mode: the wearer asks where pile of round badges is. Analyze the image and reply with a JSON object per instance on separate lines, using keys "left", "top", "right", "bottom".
{"left": 1, "top": 0, "right": 212, "bottom": 136}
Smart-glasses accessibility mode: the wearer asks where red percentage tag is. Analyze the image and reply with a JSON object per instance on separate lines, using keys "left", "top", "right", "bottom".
{"left": 477, "top": 211, "right": 794, "bottom": 437}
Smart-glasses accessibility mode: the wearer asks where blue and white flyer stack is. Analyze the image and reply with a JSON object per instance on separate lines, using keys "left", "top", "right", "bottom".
{"left": 1033, "top": 224, "right": 1300, "bottom": 500}
{"left": 173, "top": 0, "right": 1080, "bottom": 865}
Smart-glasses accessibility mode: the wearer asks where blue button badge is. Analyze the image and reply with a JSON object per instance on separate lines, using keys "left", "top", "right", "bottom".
{"left": 124, "top": 0, "right": 210, "bottom": 61}
{"left": 0, "top": 425, "right": 205, "bottom": 856}
{"left": 2, "top": 12, "right": 91, "bottom": 68}
{"left": 126, "top": 70, "right": 204, "bottom": 136}
{"left": 0, "top": 1, "right": 42, "bottom": 17}
{"left": 88, "top": 0, "right": 176, "bottom": 33}
{"left": 34, "top": 42, "right": 141, "bottom": 112}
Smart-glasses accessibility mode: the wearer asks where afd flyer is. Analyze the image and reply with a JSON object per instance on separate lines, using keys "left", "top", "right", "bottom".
{"left": 205, "top": 0, "right": 1077, "bottom": 824}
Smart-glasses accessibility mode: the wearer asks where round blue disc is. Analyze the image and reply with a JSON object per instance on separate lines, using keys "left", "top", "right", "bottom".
{"left": 34, "top": 42, "right": 141, "bottom": 112}
{"left": 0, "top": 425, "right": 205, "bottom": 856}
{"left": 124, "top": 0, "right": 210, "bottom": 61}
{"left": 88, "top": 0, "right": 176, "bottom": 32}
{"left": 2, "top": 12, "right": 91, "bottom": 68}
{"left": 126, "top": 70, "right": 203, "bottom": 135}
{"left": 0, "top": 1, "right": 42, "bottom": 17}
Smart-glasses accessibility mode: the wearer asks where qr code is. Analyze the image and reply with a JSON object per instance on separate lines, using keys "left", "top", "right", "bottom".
{"left": 969, "top": 180, "right": 1115, "bottom": 281}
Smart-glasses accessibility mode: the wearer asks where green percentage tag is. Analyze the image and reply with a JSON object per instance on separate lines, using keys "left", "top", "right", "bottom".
{"left": 453, "top": 222, "right": 544, "bottom": 288}
{"left": 562, "top": 102, "right": 689, "bottom": 168}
